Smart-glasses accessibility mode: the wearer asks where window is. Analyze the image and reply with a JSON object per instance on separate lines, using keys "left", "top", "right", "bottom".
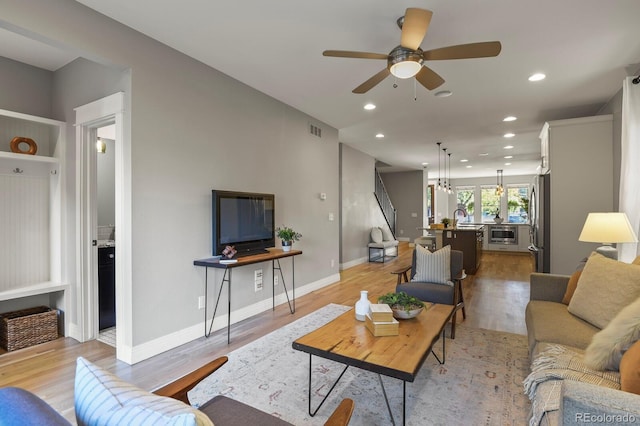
{"left": 481, "top": 185, "right": 501, "bottom": 222}
{"left": 455, "top": 186, "right": 475, "bottom": 223}
{"left": 507, "top": 184, "right": 530, "bottom": 223}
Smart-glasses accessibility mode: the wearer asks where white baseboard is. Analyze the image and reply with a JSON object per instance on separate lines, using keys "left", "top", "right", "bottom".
{"left": 340, "top": 256, "right": 367, "bottom": 270}
{"left": 121, "top": 273, "right": 341, "bottom": 364}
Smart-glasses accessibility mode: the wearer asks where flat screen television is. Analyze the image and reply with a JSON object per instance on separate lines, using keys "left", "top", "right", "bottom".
{"left": 212, "top": 190, "right": 275, "bottom": 258}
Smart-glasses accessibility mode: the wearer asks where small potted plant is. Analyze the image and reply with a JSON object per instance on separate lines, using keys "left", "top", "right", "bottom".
{"left": 441, "top": 218, "right": 451, "bottom": 228}
{"left": 378, "top": 291, "right": 426, "bottom": 319}
{"left": 275, "top": 225, "right": 301, "bottom": 252}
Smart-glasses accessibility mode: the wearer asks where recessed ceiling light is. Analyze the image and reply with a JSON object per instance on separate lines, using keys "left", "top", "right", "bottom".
{"left": 505, "top": 162, "right": 512, "bottom": 166}
{"left": 460, "top": 159, "right": 469, "bottom": 163}
{"left": 466, "top": 165, "right": 472, "bottom": 168}
{"left": 421, "top": 162, "right": 428, "bottom": 166}
{"left": 375, "top": 133, "right": 384, "bottom": 138}
{"left": 504, "top": 145, "right": 514, "bottom": 149}
{"left": 503, "top": 116, "right": 517, "bottom": 122}
{"left": 504, "top": 133, "right": 515, "bottom": 138}
{"left": 364, "top": 103, "right": 376, "bottom": 110}
{"left": 528, "top": 73, "right": 546, "bottom": 82}
{"left": 504, "top": 155, "right": 513, "bottom": 159}
{"left": 434, "top": 90, "right": 452, "bottom": 98}
{"left": 479, "top": 153, "right": 489, "bottom": 156}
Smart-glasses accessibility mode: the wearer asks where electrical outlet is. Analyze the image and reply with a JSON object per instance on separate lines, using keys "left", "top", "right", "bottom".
{"left": 254, "top": 269, "right": 263, "bottom": 292}
{"left": 331, "top": 259, "right": 335, "bottom": 268}
{"left": 274, "top": 275, "right": 279, "bottom": 286}
{"left": 198, "top": 296, "right": 205, "bottom": 310}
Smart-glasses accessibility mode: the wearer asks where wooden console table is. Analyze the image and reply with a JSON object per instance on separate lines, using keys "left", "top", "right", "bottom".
{"left": 193, "top": 249, "right": 302, "bottom": 343}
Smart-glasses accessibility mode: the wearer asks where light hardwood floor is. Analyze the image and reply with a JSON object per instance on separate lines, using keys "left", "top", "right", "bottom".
{"left": 0, "top": 243, "right": 533, "bottom": 422}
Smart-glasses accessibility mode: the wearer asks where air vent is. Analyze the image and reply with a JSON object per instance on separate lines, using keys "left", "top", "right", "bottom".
{"left": 309, "top": 124, "right": 322, "bottom": 138}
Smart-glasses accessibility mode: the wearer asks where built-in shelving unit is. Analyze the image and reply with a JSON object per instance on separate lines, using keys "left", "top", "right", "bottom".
{"left": 0, "top": 108, "right": 68, "bottom": 332}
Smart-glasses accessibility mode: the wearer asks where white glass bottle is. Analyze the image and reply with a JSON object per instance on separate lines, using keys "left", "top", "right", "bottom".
{"left": 355, "top": 290, "right": 370, "bottom": 321}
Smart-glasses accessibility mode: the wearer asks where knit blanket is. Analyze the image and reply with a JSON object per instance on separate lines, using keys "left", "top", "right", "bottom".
{"left": 524, "top": 345, "right": 620, "bottom": 426}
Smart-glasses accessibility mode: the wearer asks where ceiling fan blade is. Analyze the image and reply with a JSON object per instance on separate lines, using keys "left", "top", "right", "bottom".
{"left": 400, "top": 8, "right": 433, "bottom": 50}
{"left": 352, "top": 68, "right": 391, "bottom": 94}
{"left": 323, "top": 50, "right": 388, "bottom": 60}
{"left": 422, "top": 41, "right": 502, "bottom": 60}
{"left": 415, "top": 66, "right": 445, "bottom": 90}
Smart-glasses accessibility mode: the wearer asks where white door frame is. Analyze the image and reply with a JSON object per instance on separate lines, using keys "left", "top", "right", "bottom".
{"left": 75, "top": 92, "right": 133, "bottom": 363}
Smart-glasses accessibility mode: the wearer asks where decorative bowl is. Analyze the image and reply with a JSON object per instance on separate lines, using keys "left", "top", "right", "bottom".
{"left": 392, "top": 306, "right": 424, "bottom": 320}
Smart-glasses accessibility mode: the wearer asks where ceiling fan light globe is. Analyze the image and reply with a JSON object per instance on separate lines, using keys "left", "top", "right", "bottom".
{"left": 390, "top": 61, "right": 422, "bottom": 79}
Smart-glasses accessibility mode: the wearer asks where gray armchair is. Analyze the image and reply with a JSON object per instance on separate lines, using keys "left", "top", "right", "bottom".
{"left": 392, "top": 248, "right": 466, "bottom": 338}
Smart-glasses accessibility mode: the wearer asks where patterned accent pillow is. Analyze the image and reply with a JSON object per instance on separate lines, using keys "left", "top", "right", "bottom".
{"left": 411, "top": 244, "right": 452, "bottom": 286}
{"left": 74, "top": 357, "right": 213, "bottom": 426}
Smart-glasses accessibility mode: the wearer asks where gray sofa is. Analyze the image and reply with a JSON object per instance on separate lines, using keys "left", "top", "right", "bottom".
{"left": 525, "top": 272, "right": 640, "bottom": 425}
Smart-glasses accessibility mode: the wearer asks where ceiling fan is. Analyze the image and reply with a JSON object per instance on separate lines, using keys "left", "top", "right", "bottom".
{"left": 323, "top": 8, "right": 502, "bottom": 94}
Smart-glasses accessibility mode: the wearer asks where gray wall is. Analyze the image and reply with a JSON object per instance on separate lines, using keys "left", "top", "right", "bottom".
{"left": 97, "top": 138, "right": 116, "bottom": 226}
{"left": 598, "top": 88, "right": 623, "bottom": 211}
{"left": 380, "top": 171, "right": 423, "bottom": 241}
{"left": 2, "top": 0, "right": 339, "bottom": 353}
{"left": 0, "top": 56, "right": 52, "bottom": 117}
{"left": 339, "top": 144, "right": 386, "bottom": 266}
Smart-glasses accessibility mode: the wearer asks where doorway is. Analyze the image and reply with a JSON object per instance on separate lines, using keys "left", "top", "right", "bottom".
{"left": 96, "top": 124, "right": 116, "bottom": 346}
{"left": 75, "top": 92, "right": 134, "bottom": 363}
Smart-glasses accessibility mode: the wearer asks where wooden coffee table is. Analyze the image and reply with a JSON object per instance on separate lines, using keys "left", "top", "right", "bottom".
{"left": 292, "top": 303, "right": 454, "bottom": 425}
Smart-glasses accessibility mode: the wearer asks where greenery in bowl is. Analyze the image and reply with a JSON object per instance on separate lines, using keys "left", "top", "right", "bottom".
{"left": 378, "top": 291, "right": 425, "bottom": 312}
{"left": 275, "top": 226, "right": 302, "bottom": 243}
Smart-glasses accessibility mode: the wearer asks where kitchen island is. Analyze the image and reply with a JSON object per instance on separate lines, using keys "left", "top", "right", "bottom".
{"left": 432, "top": 225, "right": 484, "bottom": 275}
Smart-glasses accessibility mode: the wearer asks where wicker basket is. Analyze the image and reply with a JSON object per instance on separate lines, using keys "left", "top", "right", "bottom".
{"left": 0, "top": 306, "right": 58, "bottom": 352}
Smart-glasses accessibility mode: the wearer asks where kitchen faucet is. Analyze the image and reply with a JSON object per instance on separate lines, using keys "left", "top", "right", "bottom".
{"left": 452, "top": 208, "right": 467, "bottom": 227}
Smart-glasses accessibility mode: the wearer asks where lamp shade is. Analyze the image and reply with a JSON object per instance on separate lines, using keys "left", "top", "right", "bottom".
{"left": 579, "top": 212, "right": 638, "bottom": 244}
{"left": 389, "top": 60, "right": 422, "bottom": 79}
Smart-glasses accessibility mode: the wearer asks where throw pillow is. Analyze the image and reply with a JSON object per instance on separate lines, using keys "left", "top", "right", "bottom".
{"left": 411, "top": 244, "right": 452, "bottom": 286}
{"left": 74, "top": 357, "right": 213, "bottom": 426}
{"left": 370, "top": 227, "right": 383, "bottom": 244}
{"left": 381, "top": 227, "right": 394, "bottom": 242}
{"left": 568, "top": 252, "right": 640, "bottom": 329}
{"left": 620, "top": 340, "right": 640, "bottom": 394}
{"left": 633, "top": 256, "right": 640, "bottom": 266}
{"left": 561, "top": 270, "right": 582, "bottom": 305}
{"left": 584, "top": 296, "right": 640, "bottom": 371}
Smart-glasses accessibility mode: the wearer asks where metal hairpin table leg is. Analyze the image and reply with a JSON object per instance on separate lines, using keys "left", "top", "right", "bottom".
{"left": 307, "top": 353, "right": 349, "bottom": 417}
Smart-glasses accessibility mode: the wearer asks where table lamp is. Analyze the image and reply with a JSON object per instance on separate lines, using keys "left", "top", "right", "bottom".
{"left": 578, "top": 212, "right": 638, "bottom": 260}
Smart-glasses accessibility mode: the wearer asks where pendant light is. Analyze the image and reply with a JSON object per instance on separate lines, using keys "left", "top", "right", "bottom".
{"left": 448, "top": 152, "right": 453, "bottom": 194}
{"left": 496, "top": 169, "right": 504, "bottom": 197}
{"left": 442, "top": 147, "right": 448, "bottom": 191}
{"left": 436, "top": 142, "right": 442, "bottom": 190}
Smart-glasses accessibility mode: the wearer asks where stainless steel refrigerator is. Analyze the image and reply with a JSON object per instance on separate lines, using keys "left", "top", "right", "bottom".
{"left": 528, "top": 174, "right": 550, "bottom": 273}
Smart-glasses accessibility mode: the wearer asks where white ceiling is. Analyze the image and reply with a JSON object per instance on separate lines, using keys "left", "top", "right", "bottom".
{"left": 4, "top": 0, "right": 640, "bottom": 179}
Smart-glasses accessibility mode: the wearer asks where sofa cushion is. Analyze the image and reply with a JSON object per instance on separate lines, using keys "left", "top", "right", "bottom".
{"left": 584, "top": 296, "right": 640, "bottom": 371}
{"left": 411, "top": 244, "right": 452, "bottom": 286}
{"left": 620, "top": 340, "right": 640, "bottom": 394}
{"left": 568, "top": 252, "right": 640, "bottom": 329}
{"left": 370, "top": 227, "right": 383, "bottom": 243}
{"left": 0, "top": 387, "right": 72, "bottom": 426}
{"left": 525, "top": 300, "right": 599, "bottom": 358}
{"left": 74, "top": 357, "right": 212, "bottom": 426}
{"left": 561, "top": 270, "right": 582, "bottom": 305}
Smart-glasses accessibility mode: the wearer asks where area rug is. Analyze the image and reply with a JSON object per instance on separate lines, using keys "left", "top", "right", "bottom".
{"left": 189, "top": 304, "right": 531, "bottom": 425}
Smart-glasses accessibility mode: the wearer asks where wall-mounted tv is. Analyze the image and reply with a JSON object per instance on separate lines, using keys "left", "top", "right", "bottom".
{"left": 212, "top": 190, "right": 275, "bottom": 258}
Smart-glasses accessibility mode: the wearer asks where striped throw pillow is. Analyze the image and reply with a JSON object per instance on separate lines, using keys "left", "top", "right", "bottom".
{"left": 74, "top": 357, "right": 213, "bottom": 426}
{"left": 412, "top": 244, "right": 453, "bottom": 286}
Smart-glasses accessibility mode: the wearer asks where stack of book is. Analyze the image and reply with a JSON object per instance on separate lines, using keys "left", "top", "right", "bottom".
{"left": 365, "top": 304, "right": 399, "bottom": 336}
